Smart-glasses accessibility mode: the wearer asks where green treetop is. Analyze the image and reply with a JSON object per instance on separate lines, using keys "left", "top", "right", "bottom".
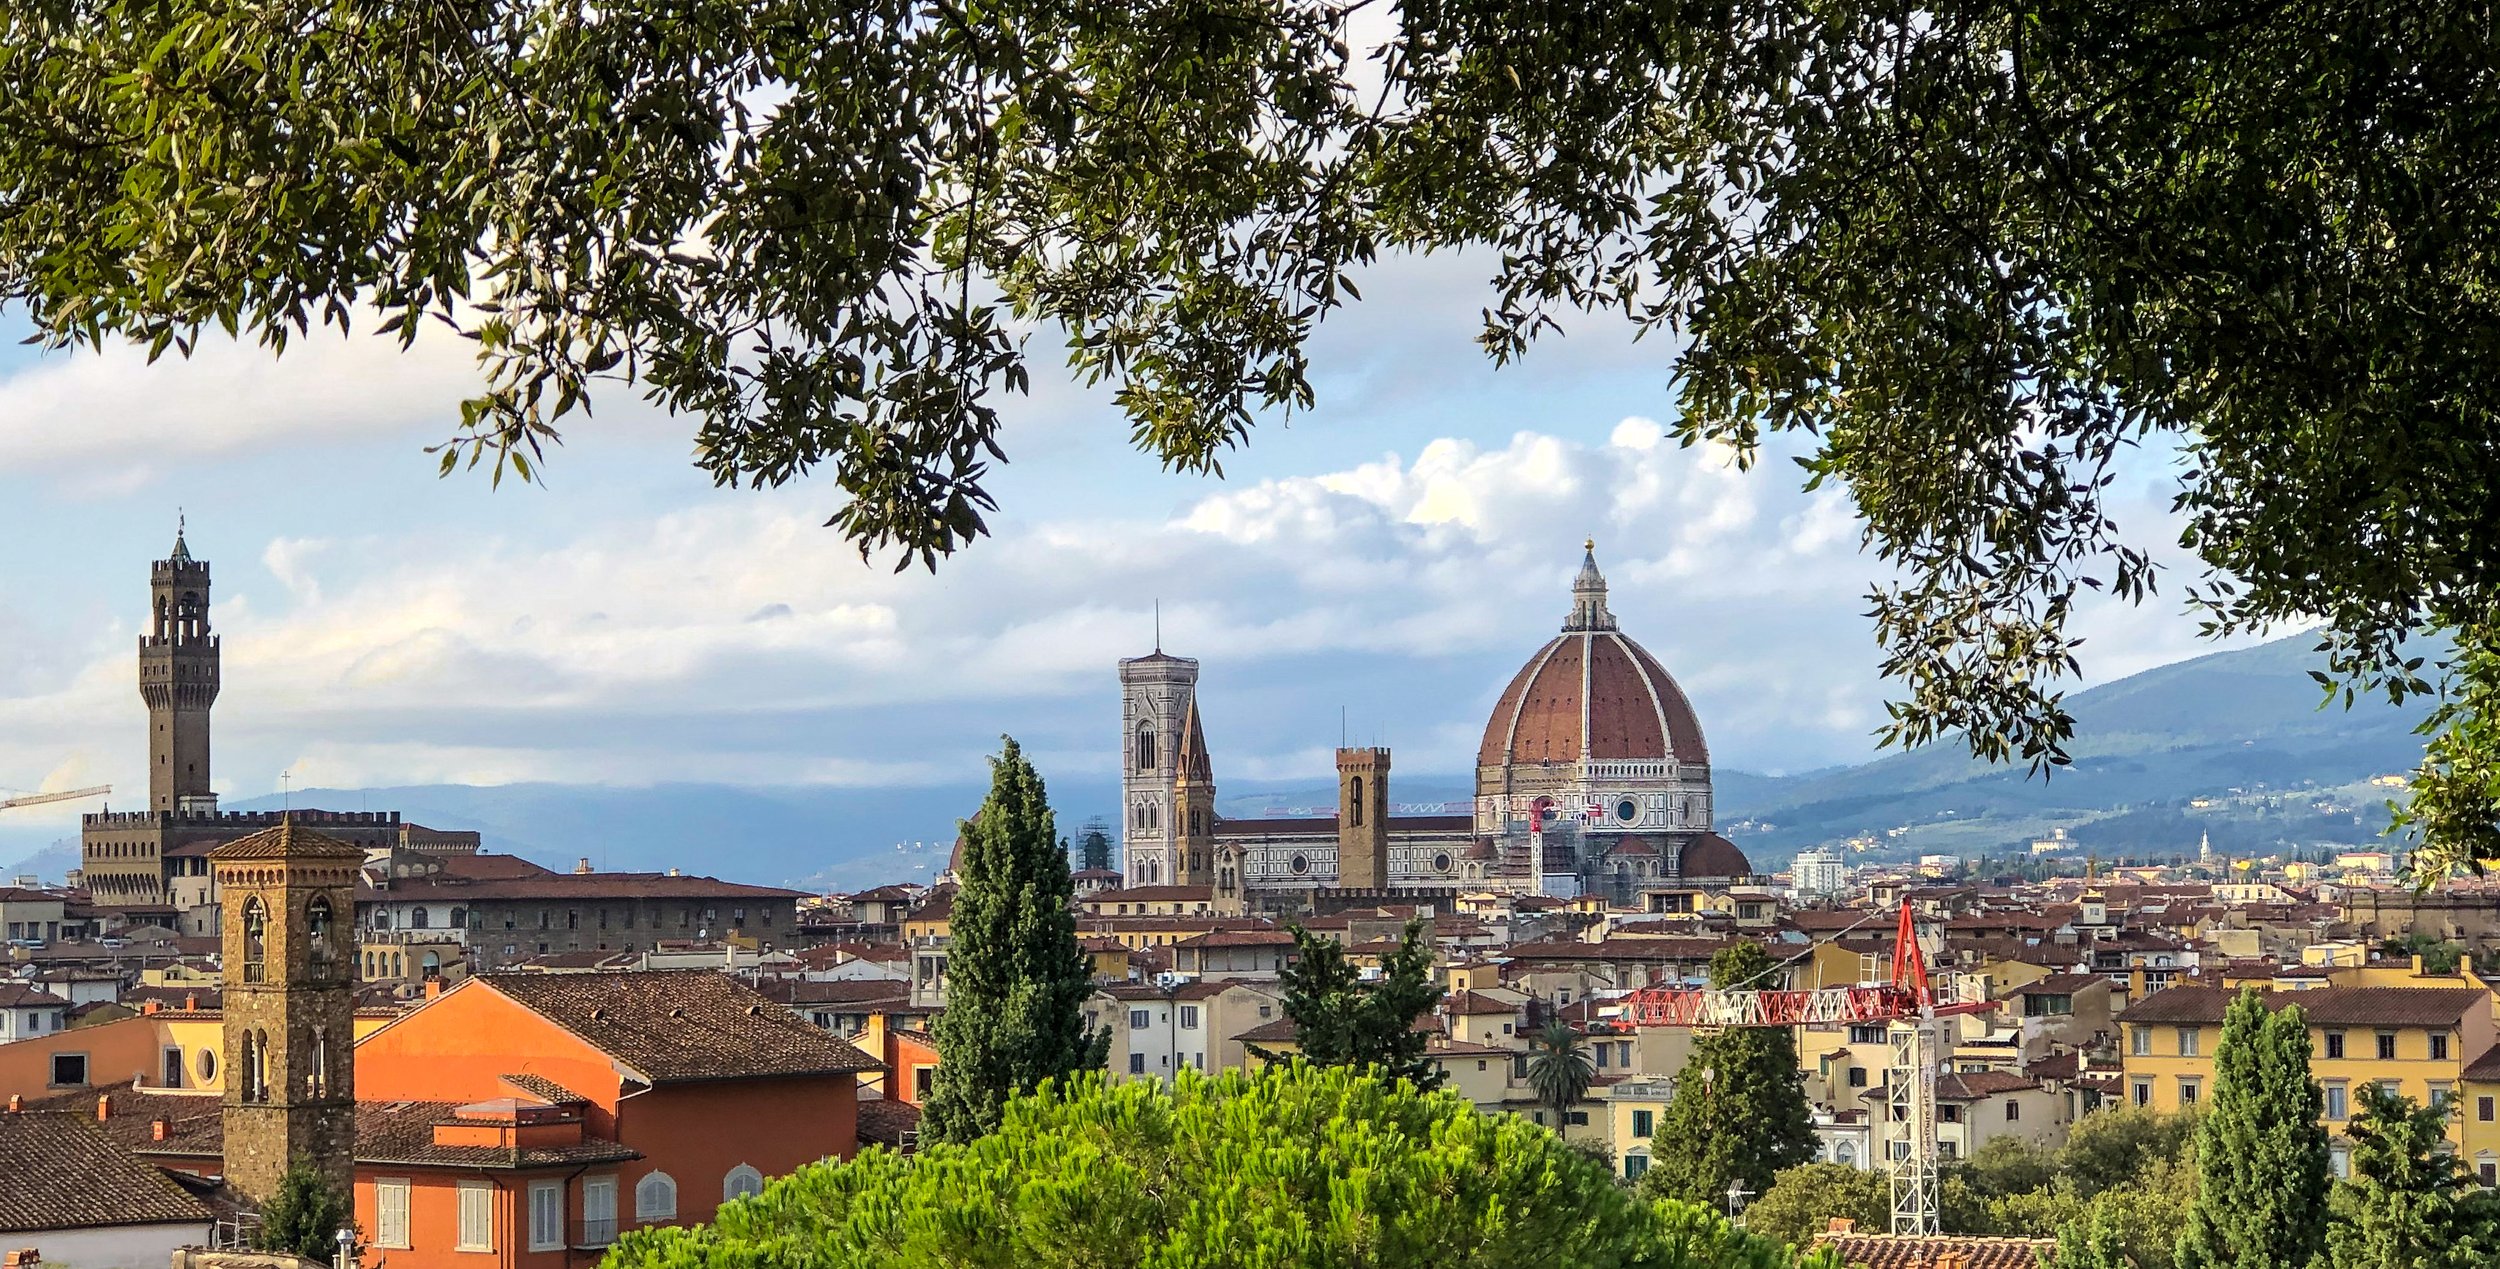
{"left": 2176, "top": 990, "right": 2330, "bottom": 1269}
{"left": 1640, "top": 942, "right": 1817, "bottom": 1208}
{"left": 1263, "top": 917, "right": 1446, "bottom": 1090}
{"left": 918, "top": 736, "right": 1109, "bottom": 1145}
{"left": 2325, "top": 1085, "right": 2500, "bottom": 1269}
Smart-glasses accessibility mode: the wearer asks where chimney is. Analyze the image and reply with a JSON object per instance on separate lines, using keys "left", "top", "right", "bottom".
{"left": 6, "top": 1095, "right": 20, "bottom": 1114}
{"left": 151, "top": 1119, "right": 170, "bottom": 1141}
{"left": 424, "top": 979, "right": 445, "bottom": 1000}
{"left": 184, "top": 993, "right": 198, "bottom": 1011}
{"left": 6, "top": 1249, "right": 42, "bottom": 1268}
{"left": 1335, "top": 748, "right": 1392, "bottom": 890}
{"left": 95, "top": 1094, "right": 111, "bottom": 1121}
{"left": 1826, "top": 1218, "right": 1855, "bottom": 1235}
{"left": 575, "top": 857, "right": 593, "bottom": 875}
{"left": 141, "top": 999, "right": 161, "bottom": 1015}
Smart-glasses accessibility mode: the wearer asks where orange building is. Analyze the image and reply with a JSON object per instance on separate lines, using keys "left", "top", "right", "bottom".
{"left": 55, "top": 970, "right": 876, "bottom": 1269}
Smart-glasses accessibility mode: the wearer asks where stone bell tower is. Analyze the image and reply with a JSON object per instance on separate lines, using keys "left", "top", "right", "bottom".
{"left": 215, "top": 820, "right": 361, "bottom": 1202}
{"left": 141, "top": 522, "right": 220, "bottom": 815}
{"left": 1336, "top": 747, "right": 1391, "bottom": 890}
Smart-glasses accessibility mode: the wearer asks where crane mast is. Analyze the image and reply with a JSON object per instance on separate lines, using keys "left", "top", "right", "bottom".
{"left": 1621, "top": 899, "right": 1984, "bottom": 1235}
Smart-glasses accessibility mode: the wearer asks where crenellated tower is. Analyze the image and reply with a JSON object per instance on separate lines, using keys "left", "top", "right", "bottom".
{"left": 140, "top": 524, "right": 220, "bottom": 815}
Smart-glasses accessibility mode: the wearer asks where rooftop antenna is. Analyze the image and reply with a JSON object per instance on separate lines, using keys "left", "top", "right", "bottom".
{"left": 1340, "top": 705, "right": 1347, "bottom": 749}
{"left": 1154, "top": 599, "right": 1161, "bottom": 653}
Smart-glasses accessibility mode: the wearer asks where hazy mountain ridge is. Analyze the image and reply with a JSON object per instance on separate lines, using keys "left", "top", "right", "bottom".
{"left": 0, "top": 632, "right": 2431, "bottom": 887}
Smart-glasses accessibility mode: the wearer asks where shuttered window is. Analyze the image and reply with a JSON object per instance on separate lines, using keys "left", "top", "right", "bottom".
{"left": 457, "top": 1181, "right": 494, "bottom": 1251}
{"left": 374, "top": 1180, "right": 411, "bottom": 1249}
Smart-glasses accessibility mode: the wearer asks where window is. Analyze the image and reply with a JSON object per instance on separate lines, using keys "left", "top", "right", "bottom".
{"left": 2378, "top": 1031, "right": 2399, "bottom": 1061}
{"left": 2482, "top": 1160, "right": 2498, "bottom": 1188}
{"left": 1129, "top": 1010, "right": 1151, "bottom": 1029}
{"left": 2178, "top": 1077, "right": 2201, "bottom": 1105}
{"left": 241, "top": 897, "right": 267, "bottom": 982}
{"left": 1940, "top": 1105, "right": 1961, "bottom": 1123}
{"left": 2176, "top": 1027, "right": 2200, "bottom": 1057}
{"left": 2481, "top": 1096, "right": 2496, "bottom": 1124}
{"left": 2326, "top": 1031, "right": 2346, "bottom": 1060}
{"left": 582, "top": 1177, "right": 618, "bottom": 1246}
{"left": 374, "top": 1179, "right": 412, "bottom": 1248}
{"left": 49, "top": 1052, "right": 86, "bottom": 1087}
{"left": 458, "top": 1180, "right": 495, "bottom": 1251}
{"left": 2433, "top": 1033, "right": 2451, "bottom": 1061}
{"left": 2331, "top": 1147, "right": 2352, "bottom": 1179}
{"left": 2131, "top": 1079, "right": 2152, "bottom": 1108}
{"left": 1848, "top": 1067, "right": 1868, "bottom": 1089}
{"left": 529, "top": 1181, "right": 564, "bottom": 1251}
{"left": 1130, "top": 1053, "right": 1146, "bottom": 1075}
{"left": 162, "top": 1046, "right": 185, "bottom": 1089}
{"left": 914, "top": 1067, "right": 934, "bottom": 1099}
{"left": 1632, "top": 1109, "right": 1654, "bottom": 1138}
{"left": 723, "top": 1166, "right": 764, "bottom": 1202}
{"left": 635, "top": 1172, "right": 678, "bottom": 1222}
{"left": 2024, "top": 994, "right": 2073, "bottom": 1018}
{"left": 2381, "top": 1079, "right": 2403, "bottom": 1100}
{"left": 1624, "top": 1154, "right": 1650, "bottom": 1180}
{"left": 1179, "top": 1006, "right": 1199, "bottom": 1030}
{"left": 2431, "top": 1083, "right": 2454, "bottom": 1110}
{"left": 1594, "top": 1044, "right": 1609, "bottom": 1069}
{"left": 2131, "top": 1027, "right": 2152, "bottom": 1057}
{"left": 2006, "top": 1101, "right": 2021, "bottom": 1122}
{"left": 2326, "top": 1083, "right": 2349, "bottom": 1121}
{"left": 1851, "top": 1025, "right": 1886, "bottom": 1045}
{"left": 1567, "top": 1111, "right": 1588, "bottom": 1126}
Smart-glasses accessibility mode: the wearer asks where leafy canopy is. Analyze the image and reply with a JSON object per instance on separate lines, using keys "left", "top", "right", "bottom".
{"left": 604, "top": 1063, "right": 1843, "bottom": 1269}
{"left": 253, "top": 1157, "right": 354, "bottom": 1264}
{"left": 8, "top": 2, "right": 2500, "bottom": 863}
{"left": 919, "top": 735, "right": 1109, "bottom": 1144}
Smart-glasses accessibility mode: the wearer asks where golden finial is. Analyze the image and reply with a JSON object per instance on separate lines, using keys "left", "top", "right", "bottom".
{"left": 1584, "top": 537, "right": 1596, "bottom": 552}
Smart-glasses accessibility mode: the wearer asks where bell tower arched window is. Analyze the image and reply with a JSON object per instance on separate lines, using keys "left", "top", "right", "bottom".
{"left": 241, "top": 897, "right": 268, "bottom": 983}
{"left": 1136, "top": 725, "right": 1156, "bottom": 770}
{"left": 305, "top": 896, "right": 335, "bottom": 975}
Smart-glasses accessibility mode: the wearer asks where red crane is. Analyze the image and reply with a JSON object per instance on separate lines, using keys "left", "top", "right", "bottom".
{"left": 1618, "top": 899, "right": 1993, "bottom": 1235}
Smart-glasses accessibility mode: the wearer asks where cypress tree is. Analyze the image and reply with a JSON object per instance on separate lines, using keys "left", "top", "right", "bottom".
{"left": 919, "top": 737, "right": 1109, "bottom": 1144}
{"left": 2325, "top": 1085, "right": 2500, "bottom": 1269}
{"left": 1640, "top": 942, "right": 1817, "bottom": 1207}
{"left": 2176, "top": 989, "right": 2330, "bottom": 1269}
{"left": 1261, "top": 918, "right": 1445, "bottom": 1089}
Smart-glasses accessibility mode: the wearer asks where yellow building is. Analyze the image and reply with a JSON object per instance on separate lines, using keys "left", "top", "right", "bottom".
{"left": 2118, "top": 985, "right": 2496, "bottom": 1173}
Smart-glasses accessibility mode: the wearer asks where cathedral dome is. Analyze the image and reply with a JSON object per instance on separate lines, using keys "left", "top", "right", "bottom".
{"left": 1477, "top": 545, "right": 1709, "bottom": 770}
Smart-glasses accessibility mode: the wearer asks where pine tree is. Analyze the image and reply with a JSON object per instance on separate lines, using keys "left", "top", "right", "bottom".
{"left": 254, "top": 1157, "right": 353, "bottom": 1263}
{"left": 1262, "top": 919, "right": 1445, "bottom": 1089}
{"left": 2324, "top": 1085, "right": 2500, "bottom": 1269}
{"left": 919, "top": 737, "right": 1110, "bottom": 1144}
{"left": 1526, "top": 1019, "right": 1598, "bottom": 1127}
{"left": 2176, "top": 989, "right": 2330, "bottom": 1269}
{"left": 1640, "top": 943, "right": 1817, "bottom": 1207}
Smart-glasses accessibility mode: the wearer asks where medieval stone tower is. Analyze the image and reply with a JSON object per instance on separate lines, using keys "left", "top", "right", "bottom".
{"left": 1335, "top": 747, "right": 1391, "bottom": 890}
{"left": 1118, "top": 651, "right": 1199, "bottom": 886}
{"left": 141, "top": 526, "right": 220, "bottom": 814}
{"left": 215, "top": 820, "right": 361, "bottom": 1202}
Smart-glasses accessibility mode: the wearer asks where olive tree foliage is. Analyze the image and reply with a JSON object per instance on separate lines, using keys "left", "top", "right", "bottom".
{"left": 604, "top": 1063, "right": 1843, "bottom": 1269}
{"left": 8, "top": 3, "right": 2500, "bottom": 863}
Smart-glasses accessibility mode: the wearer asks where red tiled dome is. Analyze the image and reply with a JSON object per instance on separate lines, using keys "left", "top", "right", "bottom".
{"left": 1478, "top": 630, "right": 1709, "bottom": 768}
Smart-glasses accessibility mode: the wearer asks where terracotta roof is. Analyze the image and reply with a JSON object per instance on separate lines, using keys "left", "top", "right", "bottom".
{"left": 1503, "top": 937, "right": 1748, "bottom": 963}
{"left": 1479, "top": 598, "right": 1710, "bottom": 768}
{"left": 757, "top": 979, "right": 912, "bottom": 1007}
{"left": 2118, "top": 985, "right": 2491, "bottom": 1027}
{"left": 500, "top": 1073, "right": 590, "bottom": 1105}
{"left": 356, "top": 1100, "right": 640, "bottom": 1169}
{"left": 1817, "top": 1231, "right": 2057, "bottom": 1269}
{"left": 2465, "top": 1042, "right": 2500, "bottom": 1082}
{"left": 849, "top": 885, "right": 921, "bottom": 902}
{"left": 362, "top": 871, "right": 803, "bottom": 903}
{"left": 0, "top": 1112, "right": 215, "bottom": 1232}
{"left": 1446, "top": 990, "right": 1521, "bottom": 1017}
{"left": 1676, "top": 834, "right": 1752, "bottom": 879}
{"left": 1174, "top": 929, "right": 1297, "bottom": 949}
{"left": 856, "top": 1098, "right": 921, "bottom": 1151}
{"left": 208, "top": 820, "right": 366, "bottom": 861}
{"left": 1937, "top": 1071, "right": 2041, "bottom": 1100}
{"left": 1088, "top": 886, "right": 1215, "bottom": 905}
{"left": 474, "top": 971, "right": 880, "bottom": 1082}
{"left": 0, "top": 887, "right": 63, "bottom": 903}
{"left": 0, "top": 984, "right": 71, "bottom": 1009}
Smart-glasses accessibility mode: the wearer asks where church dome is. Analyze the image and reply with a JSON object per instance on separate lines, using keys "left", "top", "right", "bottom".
{"left": 1478, "top": 544, "right": 1710, "bottom": 769}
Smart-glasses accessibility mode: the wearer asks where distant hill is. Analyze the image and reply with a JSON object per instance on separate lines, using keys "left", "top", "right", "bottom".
{"left": 1710, "top": 630, "right": 2434, "bottom": 860}
{"left": 0, "top": 630, "right": 2431, "bottom": 889}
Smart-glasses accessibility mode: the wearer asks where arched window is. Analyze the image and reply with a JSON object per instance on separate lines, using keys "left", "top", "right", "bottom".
{"left": 410, "top": 907, "right": 431, "bottom": 930}
{"left": 241, "top": 897, "right": 267, "bottom": 983}
{"left": 450, "top": 907, "right": 468, "bottom": 929}
{"left": 306, "top": 897, "right": 335, "bottom": 973}
{"left": 422, "top": 951, "right": 442, "bottom": 980}
{"left": 1136, "top": 725, "right": 1156, "bottom": 770}
{"left": 374, "top": 909, "right": 392, "bottom": 931}
{"left": 1188, "top": 808, "right": 1203, "bottom": 835}
{"left": 308, "top": 1025, "right": 329, "bottom": 1099}
{"left": 249, "top": 1029, "right": 272, "bottom": 1103}
{"left": 722, "top": 1165, "right": 764, "bottom": 1202}
{"left": 635, "top": 1172, "right": 678, "bottom": 1222}
{"left": 1349, "top": 777, "right": 1364, "bottom": 827}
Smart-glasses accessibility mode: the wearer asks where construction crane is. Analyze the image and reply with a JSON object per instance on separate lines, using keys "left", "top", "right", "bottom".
{"left": 0, "top": 785, "right": 111, "bottom": 812}
{"left": 1621, "top": 899, "right": 1994, "bottom": 1235}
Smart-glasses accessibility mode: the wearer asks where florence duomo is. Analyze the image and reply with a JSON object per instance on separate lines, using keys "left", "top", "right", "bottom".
{"left": 1120, "top": 542, "right": 1751, "bottom": 911}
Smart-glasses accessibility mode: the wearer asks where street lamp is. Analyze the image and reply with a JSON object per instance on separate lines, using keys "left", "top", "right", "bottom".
{"left": 334, "top": 1225, "right": 357, "bottom": 1269}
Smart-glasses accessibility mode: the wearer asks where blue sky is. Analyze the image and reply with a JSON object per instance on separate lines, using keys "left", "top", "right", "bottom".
{"left": 0, "top": 248, "right": 2249, "bottom": 850}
